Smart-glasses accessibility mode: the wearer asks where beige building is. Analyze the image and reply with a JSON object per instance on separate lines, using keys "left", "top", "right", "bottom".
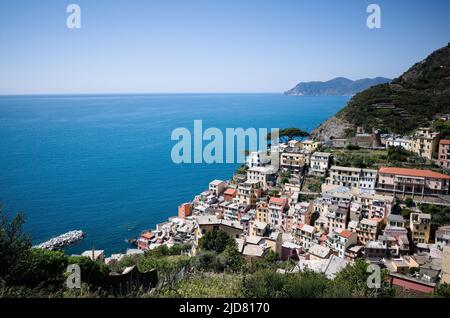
{"left": 280, "top": 148, "right": 308, "bottom": 172}
{"left": 248, "top": 220, "right": 269, "bottom": 237}
{"left": 195, "top": 215, "right": 243, "bottom": 242}
{"left": 353, "top": 191, "right": 394, "bottom": 221}
{"left": 236, "top": 181, "right": 261, "bottom": 207}
{"left": 357, "top": 218, "right": 381, "bottom": 245}
{"left": 209, "top": 179, "right": 225, "bottom": 196}
{"left": 325, "top": 204, "right": 349, "bottom": 233}
{"left": 246, "top": 166, "right": 276, "bottom": 189}
{"left": 294, "top": 223, "right": 315, "bottom": 250}
{"left": 410, "top": 212, "right": 431, "bottom": 244}
{"left": 442, "top": 245, "right": 450, "bottom": 284}
{"left": 411, "top": 127, "right": 439, "bottom": 160}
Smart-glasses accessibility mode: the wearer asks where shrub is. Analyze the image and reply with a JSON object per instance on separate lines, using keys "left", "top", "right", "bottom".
{"left": 404, "top": 197, "right": 414, "bottom": 208}
{"left": 346, "top": 144, "right": 360, "bottom": 151}
{"left": 199, "top": 229, "right": 235, "bottom": 254}
{"left": 192, "top": 251, "right": 225, "bottom": 272}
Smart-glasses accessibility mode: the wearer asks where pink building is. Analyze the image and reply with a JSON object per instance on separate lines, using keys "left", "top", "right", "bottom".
{"left": 377, "top": 167, "right": 450, "bottom": 197}
{"left": 438, "top": 139, "right": 450, "bottom": 168}
{"left": 268, "top": 197, "right": 288, "bottom": 228}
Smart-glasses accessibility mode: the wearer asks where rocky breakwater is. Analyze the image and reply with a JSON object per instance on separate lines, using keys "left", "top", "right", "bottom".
{"left": 34, "top": 230, "right": 84, "bottom": 250}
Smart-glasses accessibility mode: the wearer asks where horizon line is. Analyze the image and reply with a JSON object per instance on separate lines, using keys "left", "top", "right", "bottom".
{"left": 0, "top": 91, "right": 287, "bottom": 97}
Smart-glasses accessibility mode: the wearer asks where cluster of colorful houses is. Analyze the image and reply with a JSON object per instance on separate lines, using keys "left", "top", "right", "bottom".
{"left": 384, "top": 126, "right": 450, "bottom": 167}
{"left": 92, "top": 126, "right": 445, "bottom": 295}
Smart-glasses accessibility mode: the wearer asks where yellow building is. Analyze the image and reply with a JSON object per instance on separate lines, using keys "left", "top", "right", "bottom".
{"left": 256, "top": 202, "right": 269, "bottom": 223}
{"left": 300, "top": 140, "right": 321, "bottom": 153}
{"left": 411, "top": 128, "right": 439, "bottom": 160}
{"left": 410, "top": 212, "right": 431, "bottom": 244}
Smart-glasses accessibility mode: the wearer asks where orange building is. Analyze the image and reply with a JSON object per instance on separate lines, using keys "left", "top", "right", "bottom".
{"left": 137, "top": 231, "right": 154, "bottom": 250}
{"left": 223, "top": 188, "right": 237, "bottom": 202}
{"left": 178, "top": 202, "right": 193, "bottom": 219}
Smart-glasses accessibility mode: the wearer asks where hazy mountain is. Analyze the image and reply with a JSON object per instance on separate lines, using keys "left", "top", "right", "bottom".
{"left": 284, "top": 77, "right": 391, "bottom": 96}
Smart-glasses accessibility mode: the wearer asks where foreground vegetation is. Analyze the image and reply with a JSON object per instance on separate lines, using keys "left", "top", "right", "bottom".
{"left": 2, "top": 209, "right": 450, "bottom": 298}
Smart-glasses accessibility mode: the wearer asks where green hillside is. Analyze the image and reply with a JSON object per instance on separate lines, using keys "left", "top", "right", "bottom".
{"left": 336, "top": 43, "right": 450, "bottom": 134}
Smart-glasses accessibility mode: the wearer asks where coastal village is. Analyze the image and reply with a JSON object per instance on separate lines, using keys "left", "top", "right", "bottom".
{"left": 66, "top": 118, "right": 450, "bottom": 296}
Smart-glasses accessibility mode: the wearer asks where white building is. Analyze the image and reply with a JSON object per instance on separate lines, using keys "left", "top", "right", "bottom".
{"left": 328, "top": 166, "right": 377, "bottom": 193}
{"left": 209, "top": 179, "right": 225, "bottom": 196}
{"left": 385, "top": 137, "right": 412, "bottom": 151}
{"left": 335, "top": 230, "right": 357, "bottom": 258}
{"left": 81, "top": 250, "right": 105, "bottom": 261}
{"left": 309, "top": 152, "right": 332, "bottom": 176}
{"left": 246, "top": 151, "right": 270, "bottom": 168}
{"left": 358, "top": 169, "right": 378, "bottom": 194}
{"left": 268, "top": 197, "right": 288, "bottom": 228}
{"left": 296, "top": 223, "right": 315, "bottom": 250}
{"left": 246, "top": 166, "right": 276, "bottom": 189}
{"left": 222, "top": 202, "right": 240, "bottom": 221}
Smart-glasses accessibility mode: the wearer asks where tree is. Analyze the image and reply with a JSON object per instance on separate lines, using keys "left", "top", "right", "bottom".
{"left": 404, "top": 197, "right": 414, "bottom": 208}
{"left": 283, "top": 270, "right": 329, "bottom": 298}
{"left": 221, "top": 244, "right": 243, "bottom": 272}
{"left": 268, "top": 190, "right": 279, "bottom": 197}
{"left": 435, "top": 283, "right": 450, "bottom": 298}
{"left": 235, "top": 164, "right": 248, "bottom": 175}
{"left": 0, "top": 209, "right": 32, "bottom": 286}
{"left": 329, "top": 259, "right": 394, "bottom": 297}
{"left": 20, "top": 249, "right": 68, "bottom": 289}
{"left": 199, "top": 229, "right": 235, "bottom": 254}
{"left": 267, "top": 128, "right": 310, "bottom": 144}
{"left": 387, "top": 146, "right": 413, "bottom": 162}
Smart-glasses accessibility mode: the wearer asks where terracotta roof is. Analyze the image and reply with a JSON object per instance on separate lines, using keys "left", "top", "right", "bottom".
{"left": 379, "top": 167, "right": 450, "bottom": 179}
{"left": 340, "top": 230, "right": 353, "bottom": 238}
{"left": 141, "top": 231, "right": 153, "bottom": 240}
{"left": 440, "top": 139, "right": 450, "bottom": 145}
{"left": 224, "top": 188, "right": 236, "bottom": 195}
{"left": 269, "top": 197, "right": 288, "bottom": 205}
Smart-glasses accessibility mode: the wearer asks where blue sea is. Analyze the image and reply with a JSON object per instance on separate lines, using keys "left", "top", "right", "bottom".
{"left": 0, "top": 94, "right": 349, "bottom": 255}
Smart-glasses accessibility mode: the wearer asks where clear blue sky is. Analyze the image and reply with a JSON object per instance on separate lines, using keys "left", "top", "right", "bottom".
{"left": 0, "top": 0, "right": 449, "bottom": 94}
